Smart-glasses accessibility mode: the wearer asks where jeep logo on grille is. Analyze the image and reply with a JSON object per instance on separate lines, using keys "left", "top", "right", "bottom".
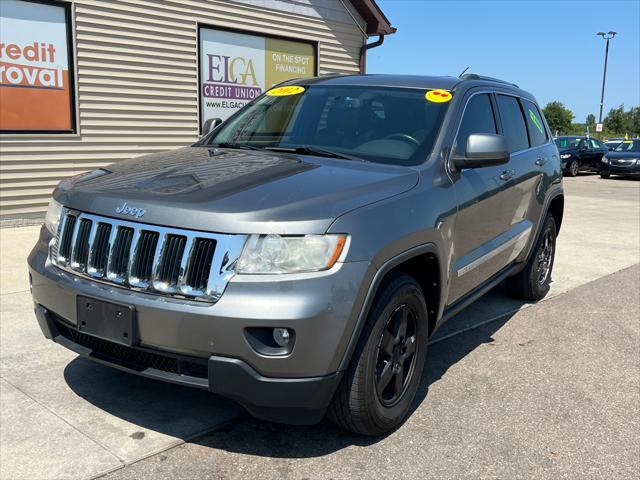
{"left": 115, "top": 202, "right": 146, "bottom": 218}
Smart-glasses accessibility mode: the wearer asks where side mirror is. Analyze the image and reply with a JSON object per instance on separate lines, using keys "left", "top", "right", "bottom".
{"left": 452, "top": 133, "right": 510, "bottom": 170}
{"left": 202, "top": 117, "right": 222, "bottom": 136}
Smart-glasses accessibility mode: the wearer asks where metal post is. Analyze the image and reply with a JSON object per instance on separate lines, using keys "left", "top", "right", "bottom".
{"left": 597, "top": 32, "right": 617, "bottom": 124}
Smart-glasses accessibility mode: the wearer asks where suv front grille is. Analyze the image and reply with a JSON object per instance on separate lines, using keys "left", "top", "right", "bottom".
{"left": 51, "top": 208, "right": 246, "bottom": 302}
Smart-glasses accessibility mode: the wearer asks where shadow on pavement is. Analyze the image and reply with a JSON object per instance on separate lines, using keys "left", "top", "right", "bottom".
{"left": 63, "top": 359, "right": 244, "bottom": 438}
{"left": 62, "top": 286, "right": 525, "bottom": 458}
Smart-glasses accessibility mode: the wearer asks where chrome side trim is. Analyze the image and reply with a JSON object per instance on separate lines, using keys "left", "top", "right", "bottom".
{"left": 457, "top": 225, "right": 532, "bottom": 277}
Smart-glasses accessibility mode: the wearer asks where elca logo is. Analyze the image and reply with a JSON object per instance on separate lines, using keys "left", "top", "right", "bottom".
{"left": 115, "top": 202, "right": 146, "bottom": 218}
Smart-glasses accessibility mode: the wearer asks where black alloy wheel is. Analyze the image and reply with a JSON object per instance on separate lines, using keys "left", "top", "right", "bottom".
{"left": 375, "top": 304, "right": 418, "bottom": 407}
{"left": 536, "top": 228, "right": 554, "bottom": 286}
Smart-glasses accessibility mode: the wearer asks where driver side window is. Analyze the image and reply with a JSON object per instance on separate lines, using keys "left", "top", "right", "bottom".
{"left": 455, "top": 93, "right": 497, "bottom": 157}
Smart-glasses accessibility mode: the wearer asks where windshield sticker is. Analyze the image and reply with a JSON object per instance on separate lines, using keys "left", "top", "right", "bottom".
{"left": 425, "top": 89, "right": 452, "bottom": 103}
{"left": 266, "top": 85, "right": 305, "bottom": 96}
{"left": 529, "top": 109, "right": 544, "bottom": 134}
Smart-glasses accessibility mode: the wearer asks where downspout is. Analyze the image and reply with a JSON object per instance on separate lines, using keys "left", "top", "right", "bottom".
{"left": 359, "top": 35, "right": 385, "bottom": 74}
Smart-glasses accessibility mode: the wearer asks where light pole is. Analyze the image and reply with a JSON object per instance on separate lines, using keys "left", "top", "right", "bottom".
{"left": 597, "top": 31, "right": 617, "bottom": 124}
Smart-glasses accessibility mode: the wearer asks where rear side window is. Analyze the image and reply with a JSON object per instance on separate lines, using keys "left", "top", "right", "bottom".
{"left": 522, "top": 99, "right": 548, "bottom": 147}
{"left": 496, "top": 95, "right": 529, "bottom": 152}
{"left": 454, "top": 93, "right": 497, "bottom": 156}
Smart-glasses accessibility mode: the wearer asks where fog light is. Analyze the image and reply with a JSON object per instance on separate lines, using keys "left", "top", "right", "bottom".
{"left": 272, "top": 327, "right": 291, "bottom": 347}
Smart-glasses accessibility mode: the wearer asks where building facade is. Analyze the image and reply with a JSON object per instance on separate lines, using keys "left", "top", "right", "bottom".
{"left": 0, "top": 0, "right": 393, "bottom": 222}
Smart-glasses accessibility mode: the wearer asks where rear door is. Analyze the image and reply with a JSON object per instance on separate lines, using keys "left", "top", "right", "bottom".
{"left": 447, "top": 91, "right": 522, "bottom": 304}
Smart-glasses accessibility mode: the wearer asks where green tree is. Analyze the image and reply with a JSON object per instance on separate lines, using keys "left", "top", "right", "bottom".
{"left": 542, "top": 101, "right": 574, "bottom": 135}
{"left": 604, "top": 105, "right": 632, "bottom": 135}
{"left": 585, "top": 114, "right": 596, "bottom": 128}
{"left": 629, "top": 107, "right": 640, "bottom": 137}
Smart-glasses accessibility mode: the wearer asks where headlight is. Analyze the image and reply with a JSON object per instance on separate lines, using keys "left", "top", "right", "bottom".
{"left": 236, "top": 234, "right": 347, "bottom": 274}
{"left": 601, "top": 156, "right": 609, "bottom": 164}
{"left": 44, "top": 199, "right": 63, "bottom": 235}
{"left": 560, "top": 154, "right": 572, "bottom": 159}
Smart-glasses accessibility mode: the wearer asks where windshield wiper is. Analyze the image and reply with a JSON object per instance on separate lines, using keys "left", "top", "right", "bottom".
{"left": 209, "top": 142, "right": 263, "bottom": 151}
{"left": 264, "top": 145, "right": 364, "bottom": 161}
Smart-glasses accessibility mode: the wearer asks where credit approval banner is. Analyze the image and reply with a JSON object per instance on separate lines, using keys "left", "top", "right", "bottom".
{"left": 199, "top": 28, "right": 315, "bottom": 125}
{"left": 0, "top": 0, "right": 73, "bottom": 131}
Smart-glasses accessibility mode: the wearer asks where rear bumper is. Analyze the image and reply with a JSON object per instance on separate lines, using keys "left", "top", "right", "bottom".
{"left": 35, "top": 304, "right": 341, "bottom": 424}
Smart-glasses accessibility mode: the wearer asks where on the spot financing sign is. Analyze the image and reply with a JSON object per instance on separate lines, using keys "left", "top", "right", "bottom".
{"left": 199, "top": 28, "right": 315, "bottom": 125}
{"left": 0, "top": 0, "right": 73, "bottom": 131}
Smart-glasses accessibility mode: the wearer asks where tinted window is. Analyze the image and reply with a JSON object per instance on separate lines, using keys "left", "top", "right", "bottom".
{"left": 496, "top": 95, "right": 529, "bottom": 152}
{"left": 206, "top": 85, "right": 450, "bottom": 166}
{"left": 555, "top": 137, "right": 581, "bottom": 149}
{"left": 522, "top": 99, "right": 548, "bottom": 147}
{"left": 454, "top": 93, "right": 497, "bottom": 156}
{"left": 590, "top": 139, "right": 604, "bottom": 149}
{"left": 614, "top": 140, "right": 640, "bottom": 153}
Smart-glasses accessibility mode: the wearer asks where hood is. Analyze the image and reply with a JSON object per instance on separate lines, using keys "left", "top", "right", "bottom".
{"left": 606, "top": 150, "right": 640, "bottom": 160}
{"left": 56, "top": 147, "right": 419, "bottom": 234}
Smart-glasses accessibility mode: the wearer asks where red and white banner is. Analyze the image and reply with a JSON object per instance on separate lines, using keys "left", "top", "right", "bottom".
{"left": 0, "top": 0, "right": 73, "bottom": 131}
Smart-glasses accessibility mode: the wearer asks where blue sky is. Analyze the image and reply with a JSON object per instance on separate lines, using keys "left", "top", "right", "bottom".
{"left": 367, "top": 0, "right": 640, "bottom": 122}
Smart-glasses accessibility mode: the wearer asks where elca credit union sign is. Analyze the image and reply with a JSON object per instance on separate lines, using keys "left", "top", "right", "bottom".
{"left": 199, "top": 28, "right": 315, "bottom": 125}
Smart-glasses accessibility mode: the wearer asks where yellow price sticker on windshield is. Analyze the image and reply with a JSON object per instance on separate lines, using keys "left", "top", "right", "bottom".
{"left": 426, "top": 89, "right": 452, "bottom": 103}
{"left": 266, "top": 86, "right": 305, "bottom": 97}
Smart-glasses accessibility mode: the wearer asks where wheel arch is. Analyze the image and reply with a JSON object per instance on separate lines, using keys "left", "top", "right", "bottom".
{"left": 548, "top": 193, "right": 564, "bottom": 234}
{"left": 338, "top": 243, "right": 444, "bottom": 371}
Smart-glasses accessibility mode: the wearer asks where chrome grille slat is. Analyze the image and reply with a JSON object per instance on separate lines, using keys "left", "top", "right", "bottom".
{"left": 50, "top": 208, "right": 246, "bottom": 303}
{"left": 87, "top": 223, "right": 112, "bottom": 278}
{"left": 57, "top": 214, "right": 77, "bottom": 264}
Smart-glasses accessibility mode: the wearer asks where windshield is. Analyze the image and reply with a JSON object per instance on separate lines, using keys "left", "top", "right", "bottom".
{"left": 203, "top": 85, "right": 450, "bottom": 166}
{"left": 613, "top": 140, "right": 640, "bottom": 153}
{"left": 554, "top": 137, "right": 582, "bottom": 149}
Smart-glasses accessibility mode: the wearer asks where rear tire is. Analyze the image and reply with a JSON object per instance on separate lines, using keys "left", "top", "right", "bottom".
{"left": 507, "top": 214, "right": 557, "bottom": 301}
{"left": 327, "top": 272, "right": 429, "bottom": 436}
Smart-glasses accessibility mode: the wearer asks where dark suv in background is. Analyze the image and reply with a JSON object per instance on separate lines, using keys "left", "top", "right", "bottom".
{"left": 29, "top": 74, "right": 563, "bottom": 436}
{"left": 554, "top": 136, "right": 608, "bottom": 176}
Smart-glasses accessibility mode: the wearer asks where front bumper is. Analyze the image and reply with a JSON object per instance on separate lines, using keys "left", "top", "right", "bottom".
{"left": 601, "top": 162, "right": 640, "bottom": 176}
{"left": 29, "top": 228, "right": 372, "bottom": 424}
{"left": 34, "top": 305, "right": 341, "bottom": 424}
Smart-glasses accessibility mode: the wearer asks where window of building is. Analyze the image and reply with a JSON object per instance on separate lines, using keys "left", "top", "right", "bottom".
{"left": 496, "top": 94, "right": 530, "bottom": 152}
{"left": 0, "top": 0, "right": 76, "bottom": 133}
{"left": 454, "top": 93, "right": 497, "bottom": 157}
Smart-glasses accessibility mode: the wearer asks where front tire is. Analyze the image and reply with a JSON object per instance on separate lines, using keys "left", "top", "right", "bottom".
{"left": 327, "top": 273, "right": 429, "bottom": 436}
{"left": 600, "top": 171, "right": 611, "bottom": 179}
{"left": 566, "top": 160, "right": 579, "bottom": 177}
{"left": 507, "top": 214, "right": 557, "bottom": 301}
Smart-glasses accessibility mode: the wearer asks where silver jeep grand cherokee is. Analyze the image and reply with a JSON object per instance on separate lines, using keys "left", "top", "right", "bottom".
{"left": 28, "top": 74, "right": 564, "bottom": 436}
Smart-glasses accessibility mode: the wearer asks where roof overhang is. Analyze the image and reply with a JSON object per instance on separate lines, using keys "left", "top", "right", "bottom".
{"left": 348, "top": 0, "right": 396, "bottom": 35}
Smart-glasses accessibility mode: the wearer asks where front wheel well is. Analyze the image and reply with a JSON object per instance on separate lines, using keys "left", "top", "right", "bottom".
{"left": 548, "top": 195, "right": 564, "bottom": 233}
{"left": 382, "top": 252, "right": 441, "bottom": 335}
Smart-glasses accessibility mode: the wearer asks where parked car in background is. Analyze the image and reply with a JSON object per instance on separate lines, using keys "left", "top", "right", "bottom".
{"left": 600, "top": 139, "right": 640, "bottom": 178}
{"left": 604, "top": 138, "right": 624, "bottom": 150}
{"left": 554, "top": 136, "right": 608, "bottom": 176}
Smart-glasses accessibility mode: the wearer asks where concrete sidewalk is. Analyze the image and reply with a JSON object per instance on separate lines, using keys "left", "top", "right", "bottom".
{"left": 0, "top": 176, "right": 638, "bottom": 480}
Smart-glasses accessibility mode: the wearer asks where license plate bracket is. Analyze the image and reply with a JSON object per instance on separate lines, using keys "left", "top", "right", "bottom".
{"left": 76, "top": 295, "right": 137, "bottom": 346}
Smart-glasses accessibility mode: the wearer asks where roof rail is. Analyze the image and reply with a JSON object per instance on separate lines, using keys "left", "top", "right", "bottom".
{"left": 460, "top": 73, "right": 519, "bottom": 88}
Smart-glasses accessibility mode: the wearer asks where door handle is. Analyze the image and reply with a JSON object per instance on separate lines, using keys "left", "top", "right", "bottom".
{"left": 499, "top": 169, "right": 516, "bottom": 181}
{"left": 535, "top": 157, "right": 548, "bottom": 166}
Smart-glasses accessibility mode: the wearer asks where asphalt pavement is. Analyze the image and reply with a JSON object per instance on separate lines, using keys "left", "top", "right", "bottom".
{"left": 102, "top": 264, "right": 640, "bottom": 480}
